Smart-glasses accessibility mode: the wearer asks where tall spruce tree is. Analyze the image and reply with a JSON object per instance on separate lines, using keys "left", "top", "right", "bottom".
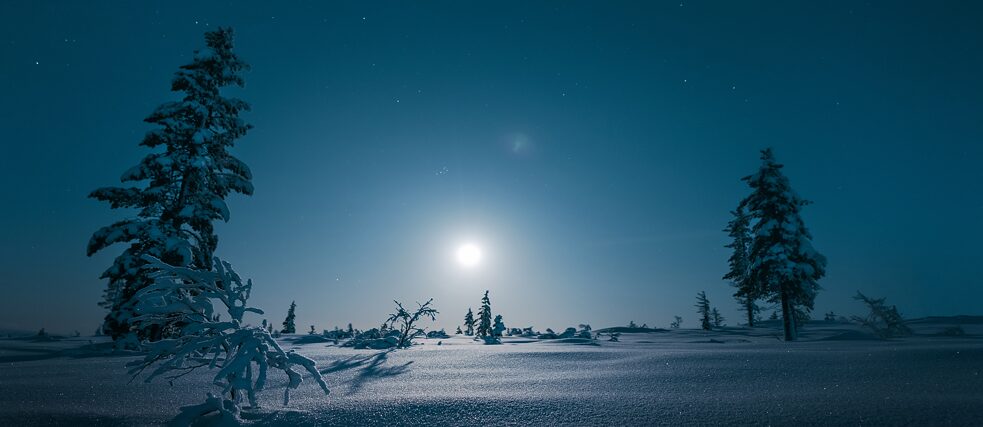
{"left": 695, "top": 291, "right": 712, "bottom": 330}
{"left": 723, "top": 205, "right": 760, "bottom": 327}
{"left": 476, "top": 290, "right": 493, "bottom": 337}
{"left": 463, "top": 308, "right": 475, "bottom": 336}
{"left": 742, "top": 148, "right": 826, "bottom": 341}
{"left": 282, "top": 301, "right": 297, "bottom": 334}
{"left": 87, "top": 28, "right": 253, "bottom": 341}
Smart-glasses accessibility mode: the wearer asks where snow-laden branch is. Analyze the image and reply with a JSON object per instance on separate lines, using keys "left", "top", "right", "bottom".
{"left": 126, "top": 255, "right": 329, "bottom": 425}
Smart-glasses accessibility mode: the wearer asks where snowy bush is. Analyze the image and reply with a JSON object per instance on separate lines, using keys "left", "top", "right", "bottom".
{"left": 557, "top": 327, "right": 577, "bottom": 339}
{"left": 349, "top": 336, "right": 398, "bottom": 350}
{"left": 492, "top": 315, "right": 506, "bottom": 337}
{"left": 127, "top": 256, "right": 329, "bottom": 424}
{"left": 323, "top": 326, "right": 356, "bottom": 341}
{"left": 481, "top": 336, "right": 501, "bottom": 344}
{"left": 670, "top": 316, "right": 682, "bottom": 329}
{"left": 576, "top": 324, "right": 593, "bottom": 339}
{"left": 427, "top": 329, "right": 450, "bottom": 339}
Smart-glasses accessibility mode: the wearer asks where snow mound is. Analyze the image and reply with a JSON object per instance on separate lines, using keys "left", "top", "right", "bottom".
{"left": 595, "top": 327, "right": 664, "bottom": 334}
{"left": 819, "top": 330, "right": 881, "bottom": 341}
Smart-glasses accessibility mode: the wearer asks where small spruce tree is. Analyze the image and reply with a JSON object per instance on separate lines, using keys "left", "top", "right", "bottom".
{"left": 711, "top": 308, "right": 725, "bottom": 328}
{"left": 464, "top": 308, "right": 475, "bottom": 336}
{"left": 724, "top": 205, "right": 761, "bottom": 327}
{"left": 492, "top": 314, "right": 506, "bottom": 337}
{"left": 695, "top": 291, "right": 712, "bottom": 330}
{"left": 281, "top": 301, "right": 297, "bottom": 334}
{"left": 670, "top": 316, "right": 682, "bottom": 329}
{"left": 476, "top": 290, "right": 493, "bottom": 337}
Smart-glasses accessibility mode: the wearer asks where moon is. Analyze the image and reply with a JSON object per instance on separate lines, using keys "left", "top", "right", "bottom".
{"left": 455, "top": 243, "right": 483, "bottom": 268}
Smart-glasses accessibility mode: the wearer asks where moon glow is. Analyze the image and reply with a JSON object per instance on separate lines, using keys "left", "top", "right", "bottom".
{"left": 456, "top": 243, "right": 483, "bottom": 268}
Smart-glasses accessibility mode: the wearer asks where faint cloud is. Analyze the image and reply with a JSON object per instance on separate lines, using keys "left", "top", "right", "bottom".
{"left": 504, "top": 132, "right": 535, "bottom": 157}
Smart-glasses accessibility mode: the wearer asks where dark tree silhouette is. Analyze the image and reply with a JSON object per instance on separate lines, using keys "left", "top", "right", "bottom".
{"left": 696, "top": 291, "right": 712, "bottom": 330}
{"left": 711, "top": 308, "right": 725, "bottom": 328}
{"left": 281, "top": 301, "right": 297, "bottom": 334}
{"left": 476, "top": 291, "right": 493, "bottom": 337}
{"left": 386, "top": 298, "right": 439, "bottom": 348}
{"left": 87, "top": 28, "right": 253, "bottom": 342}
{"left": 852, "top": 291, "right": 912, "bottom": 338}
{"left": 464, "top": 308, "right": 475, "bottom": 336}
{"left": 670, "top": 316, "right": 682, "bottom": 329}
{"left": 724, "top": 205, "right": 761, "bottom": 327}
{"left": 742, "top": 148, "right": 826, "bottom": 341}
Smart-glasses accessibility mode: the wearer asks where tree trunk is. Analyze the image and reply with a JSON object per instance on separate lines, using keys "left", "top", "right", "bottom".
{"left": 780, "top": 287, "right": 796, "bottom": 341}
{"left": 746, "top": 299, "right": 755, "bottom": 328}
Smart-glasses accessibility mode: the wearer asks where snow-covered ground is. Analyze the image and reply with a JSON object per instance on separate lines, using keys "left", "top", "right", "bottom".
{"left": 1, "top": 318, "right": 981, "bottom": 426}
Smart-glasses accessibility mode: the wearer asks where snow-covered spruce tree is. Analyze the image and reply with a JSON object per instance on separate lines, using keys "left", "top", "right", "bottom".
{"left": 386, "top": 298, "right": 438, "bottom": 348}
{"left": 492, "top": 314, "right": 506, "bottom": 337}
{"left": 455, "top": 326, "right": 463, "bottom": 335}
{"left": 724, "top": 205, "right": 761, "bottom": 327}
{"left": 711, "top": 308, "right": 725, "bottom": 328}
{"left": 742, "top": 148, "right": 826, "bottom": 341}
{"left": 281, "top": 301, "right": 296, "bottom": 334}
{"left": 463, "top": 307, "right": 475, "bottom": 336}
{"left": 476, "top": 290, "right": 493, "bottom": 337}
{"left": 87, "top": 28, "right": 253, "bottom": 342}
{"left": 695, "top": 291, "right": 712, "bottom": 330}
{"left": 128, "top": 256, "right": 328, "bottom": 425}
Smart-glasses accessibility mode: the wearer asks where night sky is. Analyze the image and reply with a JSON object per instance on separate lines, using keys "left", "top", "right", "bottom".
{"left": 1, "top": 2, "right": 981, "bottom": 334}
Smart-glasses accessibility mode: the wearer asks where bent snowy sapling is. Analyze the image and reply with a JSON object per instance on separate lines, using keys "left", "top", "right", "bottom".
{"left": 127, "top": 256, "right": 329, "bottom": 425}
{"left": 386, "top": 298, "right": 438, "bottom": 348}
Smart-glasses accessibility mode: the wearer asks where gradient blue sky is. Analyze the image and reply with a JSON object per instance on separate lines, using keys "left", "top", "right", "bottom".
{"left": 1, "top": 1, "right": 981, "bottom": 333}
